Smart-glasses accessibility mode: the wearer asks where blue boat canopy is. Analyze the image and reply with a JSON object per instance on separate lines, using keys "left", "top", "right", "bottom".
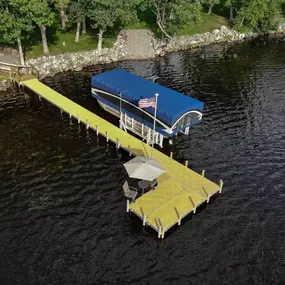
{"left": 91, "top": 69, "right": 204, "bottom": 127}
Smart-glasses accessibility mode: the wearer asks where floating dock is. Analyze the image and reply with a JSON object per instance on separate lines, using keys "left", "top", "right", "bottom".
{"left": 21, "top": 79, "right": 223, "bottom": 238}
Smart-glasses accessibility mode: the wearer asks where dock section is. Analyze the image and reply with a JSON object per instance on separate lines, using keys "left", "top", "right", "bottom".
{"left": 21, "top": 79, "right": 223, "bottom": 238}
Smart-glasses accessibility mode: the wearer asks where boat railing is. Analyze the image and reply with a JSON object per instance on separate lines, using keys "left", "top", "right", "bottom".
{"left": 120, "top": 112, "right": 163, "bottom": 147}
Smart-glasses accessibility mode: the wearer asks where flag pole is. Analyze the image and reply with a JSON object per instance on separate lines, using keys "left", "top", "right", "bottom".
{"left": 119, "top": 92, "right": 122, "bottom": 128}
{"left": 151, "top": 93, "right": 159, "bottom": 158}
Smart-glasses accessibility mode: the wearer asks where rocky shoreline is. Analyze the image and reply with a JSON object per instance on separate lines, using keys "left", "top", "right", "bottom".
{"left": 1, "top": 24, "right": 285, "bottom": 85}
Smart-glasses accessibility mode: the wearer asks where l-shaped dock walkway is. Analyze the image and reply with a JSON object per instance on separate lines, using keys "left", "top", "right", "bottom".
{"left": 21, "top": 79, "right": 223, "bottom": 238}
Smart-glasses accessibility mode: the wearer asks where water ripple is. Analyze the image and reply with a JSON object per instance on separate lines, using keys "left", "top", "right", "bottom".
{"left": 0, "top": 38, "right": 285, "bottom": 284}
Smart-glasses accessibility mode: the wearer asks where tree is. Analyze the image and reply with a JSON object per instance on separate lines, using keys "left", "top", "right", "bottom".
{"left": 234, "top": 0, "right": 281, "bottom": 32}
{"left": 204, "top": 0, "right": 220, "bottom": 15}
{"left": 52, "top": 0, "right": 70, "bottom": 30}
{"left": 12, "top": 0, "right": 54, "bottom": 55}
{"left": 68, "top": 0, "right": 85, "bottom": 42}
{"left": 147, "top": 0, "right": 202, "bottom": 39}
{"left": 87, "top": 0, "right": 138, "bottom": 53}
{"left": 0, "top": 2, "right": 32, "bottom": 65}
{"left": 224, "top": 0, "right": 241, "bottom": 20}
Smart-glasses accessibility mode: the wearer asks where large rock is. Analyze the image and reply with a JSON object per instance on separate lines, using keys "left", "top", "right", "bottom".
{"left": 212, "top": 29, "right": 220, "bottom": 35}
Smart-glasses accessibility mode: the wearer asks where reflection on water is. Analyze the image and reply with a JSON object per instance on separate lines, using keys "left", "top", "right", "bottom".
{"left": 0, "top": 38, "right": 285, "bottom": 284}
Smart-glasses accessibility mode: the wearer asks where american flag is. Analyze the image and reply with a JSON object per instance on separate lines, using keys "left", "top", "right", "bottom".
{"left": 138, "top": 97, "right": 156, "bottom": 108}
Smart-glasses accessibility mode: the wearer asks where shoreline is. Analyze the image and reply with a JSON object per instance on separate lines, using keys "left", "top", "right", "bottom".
{"left": 1, "top": 24, "right": 285, "bottom": 90}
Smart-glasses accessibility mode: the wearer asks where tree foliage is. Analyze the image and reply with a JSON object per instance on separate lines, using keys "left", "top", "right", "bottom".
{"left": 234, "top": 0, "right": 282, "bottom": 32}
{"left": 68, "top": 0, "right": 85, "bottom": 24}
{"left": 12, "top": 0, "right": 54, "bottom": 27}
{"left": 0, "top": 3, "right": 31, "bottom": 45}
{"left": 86, "top": 0, "right": 139, "bottom": 52}
{"left": 52, "top": 0, "right": 70, "bottom": 29}
{"left": 203, "top": 0, "right": 221, "bottom": 15}
{"left": 146, "top": 0, "right": 202, "bottom": 38}
{"left": 0, "top": 0, "right": 285, "bottom": 58}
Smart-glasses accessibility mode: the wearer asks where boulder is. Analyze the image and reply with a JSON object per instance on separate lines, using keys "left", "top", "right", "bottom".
{"left": 212, "top": 29, "right": 220, "bottom": 35}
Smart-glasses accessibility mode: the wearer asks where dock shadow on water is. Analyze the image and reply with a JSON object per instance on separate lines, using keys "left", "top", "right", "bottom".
{"left": 0, "top": 38, "right": 285, "bottom": 284}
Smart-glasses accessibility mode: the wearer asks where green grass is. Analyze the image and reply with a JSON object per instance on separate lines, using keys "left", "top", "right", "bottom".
{"left": 176, "top": 12, "right": 231, "bottom": 36}
{"left": 0, "top": 72, "right": 36, "bottom": 82}
{"left": 26, "top": 30, "right": 115, "bottom": 59}
{"left": 125, "top": 21, "right": 149, "bottom": 29}
{"left": 0, "top": 75, "right": 9, "bottom": 80}
{"left": 24, "top": 13, "right": 229, "bottom": 59}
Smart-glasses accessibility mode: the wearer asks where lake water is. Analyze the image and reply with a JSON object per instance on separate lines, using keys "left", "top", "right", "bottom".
{"left": 0, "top": 38, "right": 285, "bottom": 285}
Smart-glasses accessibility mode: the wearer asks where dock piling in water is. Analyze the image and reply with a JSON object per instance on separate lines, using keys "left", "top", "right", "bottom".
{"left": 219, "top": 180, "right": 223, "bottom": 194}
{"left": 116, "top": 138, "right": 120, "bottom": 149}
{"left": 143, "top": 214, "right": 147, "bottom": 226}
{"left": 126, "top": 200, "right": 130, "bottom": 212}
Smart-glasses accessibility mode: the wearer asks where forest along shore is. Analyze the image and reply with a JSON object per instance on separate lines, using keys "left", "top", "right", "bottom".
{"left": 2, "top": 0, "right": 285, "bottom": 84}
{"left": 7, "top": 25, "right": 285, "bottom": 80}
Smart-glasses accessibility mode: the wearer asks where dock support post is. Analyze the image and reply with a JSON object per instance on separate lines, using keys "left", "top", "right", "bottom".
{"left": 106, "top": 131, "right": 109, "bottom": 142}
{"left": 158, "top": 226, "right": 161, "bottom": 238}
{"left": 202, "top": 169, "right": 205, "bottom": 177}
{"left": 207, "top": 193, "right": 211, "bottom": 203}
{"left": 126, "top": 200, "right": 130, "bottom": 212}
{"left": 161, "top": 227, "right": 165, "bottom": 239}
{"left": 96, "top": 125, "right": 99, "bottom": 135}
{"left": 143, "top": 214, "right": 147, "bottom": 226}
{"left": 128, "top": 146, "right": 132, "bottom": 156}
{"left": 38, "top": 95, "right": 41, "bottom": 101}
{"left": 189, "top": 196, "right": 196, "bottom": 214}
{"left": 86, "top": 120, "right": 89, "bottom": 130}
{"left": 69, "top": 109, "right": 72, "bottom": 119}
{"left": 170, "top": 152, "right": 173, "bottom": 159}
{"left": 178, "top": 214, "right": 182, "bottom": 226}
{"left": 219, "top": 179, "right": 223, "bottom": 194}
{"left": 60, "top": 109, "right": 63, "bottom": 116}
{"left": 116, "top": 138, "right": 120, "bottom": 149}
{"left": 185, "top": 160, "right": 188, "bottom": 167}
{"left": 77, "top": 115, "right": 80, "bottom": 124}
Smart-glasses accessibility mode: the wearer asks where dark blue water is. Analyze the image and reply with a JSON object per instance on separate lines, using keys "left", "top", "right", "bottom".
{"left": 0, "top": 39, "right": 285, "bottom": 285}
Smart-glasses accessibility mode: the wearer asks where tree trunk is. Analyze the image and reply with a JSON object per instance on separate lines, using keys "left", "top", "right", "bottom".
{"left": 240, "top": 16, "right": 245, "bottom": 27}
{"left": 60, "top": 9, "right": 66, "bottom": 30}
{"left": 230, "top": 5, "right": 233, "bottom": 20}
{"left": 17, "top": 37, "right": 25, "bottom": 65}
{"left": 97, "top": 29, "right": 104, "bottom": 54}
{"left": 75, "top": 22, "right": 81, "bottom": 42}
{"left": 157, "top": 20, "right": 172, "bottom": 39}
{"left": 40, "top": 25, "right": 49, "bottom": 55}
{"left": 208, "top": 4, "right": 213, "bottom": 15}
{"left": 82, "top": 16, "right": 86, "bottom": 34}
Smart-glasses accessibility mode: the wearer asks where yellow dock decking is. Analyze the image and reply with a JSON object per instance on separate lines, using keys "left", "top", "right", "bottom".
{"left": 21, "top": 79, "right": 223, "bottom": 238}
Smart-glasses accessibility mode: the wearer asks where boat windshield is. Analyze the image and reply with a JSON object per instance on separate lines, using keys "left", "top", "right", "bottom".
{"left": 172, "top": 111, "right": 202, "bottom": 130}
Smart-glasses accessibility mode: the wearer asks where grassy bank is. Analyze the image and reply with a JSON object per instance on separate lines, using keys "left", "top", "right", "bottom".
{"left": 126, "top": 12, "right": 230, "bottom": 36}
{"left": 176, "top": 13, "right": 230, "bottom": 36}
{"left": 26, "top": 30, "right": 115, "bottom": 59}
{"left": 0, "top": 72, "right": 36, "bottom": 82}
{"left": 21, "top": 12, "right": 230, "bottom": 59}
